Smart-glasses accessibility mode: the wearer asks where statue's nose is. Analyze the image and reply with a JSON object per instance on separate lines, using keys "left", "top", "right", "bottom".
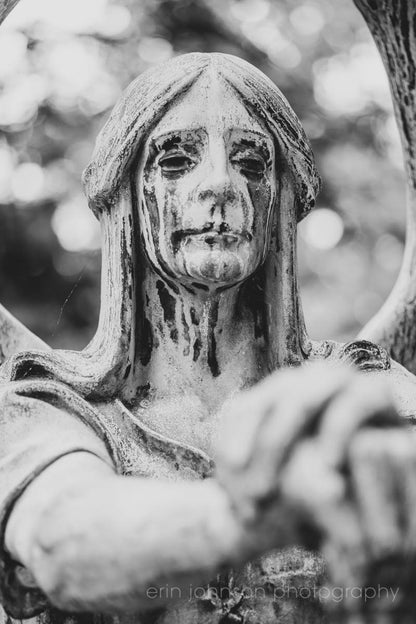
{"left": 197, "top": 147, "right": 236, "bottom": 206}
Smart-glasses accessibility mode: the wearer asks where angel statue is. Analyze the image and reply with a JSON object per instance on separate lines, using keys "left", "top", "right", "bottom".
{"left": 1, "top": 1, "right": 416, "bottom": 624}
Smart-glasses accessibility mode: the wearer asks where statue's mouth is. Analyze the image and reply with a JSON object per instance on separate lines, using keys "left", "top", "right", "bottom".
{"left": 171, "top": 227, "right": 252, "bottom": 251}
{"left": 193, "top": 232, "right": 239, "bottom": 246}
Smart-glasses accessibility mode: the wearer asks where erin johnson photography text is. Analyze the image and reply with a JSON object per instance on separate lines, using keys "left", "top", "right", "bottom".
{"left": 146, "top": 584, "right": 400, "bottom": 605}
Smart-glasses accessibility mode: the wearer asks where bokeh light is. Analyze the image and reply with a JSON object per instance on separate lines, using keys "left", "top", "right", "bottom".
{"left": 313, "top": 43, "right": 391, "bottom": 116}
{"left": 12, "top": 163, "right": 45, "bottom": 204}
{"left": 373, "top": 234, "right": 404, "bottom": 273}
{"left": 52, "top": 198, "right": 101, "bottom": 253}
{"left": 0, "top": 142, "right": 15, "bottom": 203}
{"left": 137, "top": 37, "right": 173, "bottom": 64}
{"left": 290, "top": 4, "right": 325, "bottom": 38}
{"left": 353, "top": 291, "right": 383, "bottom": 325}
{"left": 5, "top": 0, "right": 112, "bottom": 34}
{"left": 299, "top": 208, "right": 345, "bottom": 251}
{"left": 95, "top": 5, "right": 131, "bottom": 38}
{"left": 230, "top": 0, "right": 270, "bottom": 24}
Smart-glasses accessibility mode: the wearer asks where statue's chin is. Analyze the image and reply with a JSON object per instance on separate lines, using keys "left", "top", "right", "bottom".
{"left": 182, "top": 249, "right": 247, "bottom": 285}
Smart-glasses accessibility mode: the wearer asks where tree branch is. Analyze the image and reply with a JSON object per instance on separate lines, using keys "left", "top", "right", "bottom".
{"left": 356, "top": 0, "right": 416, "bottom": 373}
{"left": 0, "top": 0, "right": 20, "bottom": 25}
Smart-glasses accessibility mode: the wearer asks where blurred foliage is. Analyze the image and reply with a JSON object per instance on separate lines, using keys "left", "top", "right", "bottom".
{"left": 0, "top": 0, "right": 407, "bottom": 348}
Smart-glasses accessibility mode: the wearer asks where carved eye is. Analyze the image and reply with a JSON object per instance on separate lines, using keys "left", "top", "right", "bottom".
{"left": 158, "top": 153, "right": 194, "bottom": 175}
{"left": 233, "top": 156, "right": 266, "bottom": 180}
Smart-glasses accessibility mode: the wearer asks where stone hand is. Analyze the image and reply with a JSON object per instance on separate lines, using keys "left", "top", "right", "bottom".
{"left": 214, "top": 364, "right": 382, "bottom": 550}
{"left": 215, "top": 364, "right": 414, "bottom": 572}
{"left": 276, "top": 368, "right": 416, "bottom": 618}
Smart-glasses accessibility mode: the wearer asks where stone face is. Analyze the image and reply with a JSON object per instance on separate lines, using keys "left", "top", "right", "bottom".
{"left": 138, "top": 72, "right": 276, "bottom": 289}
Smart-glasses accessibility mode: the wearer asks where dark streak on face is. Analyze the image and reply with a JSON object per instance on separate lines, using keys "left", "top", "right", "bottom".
{"left": 138, "top": 226, "right": 181, "bottom": 294}
{"left": 123, "top": 363, "right": 132, "bottom": 380}
{"left": 190, "top": 307, "right": 200, "bottom": 326}
{"left": 182, "top": 308, "right": 190, "bottom": 356}
{"left": 156, "top": 279, "right": 178, "bottom": 344}
{"left": 207, "top": 300, "right": 220, "bottom": 377}
{"left": 120, "top": 216, "right": 133, "bottom": 349}
{"left": 159, "top": 136, "right": 181, "bottom": 152}
{"left": 193, "top": 336, "right": 202, "bottom": 362}
{"left": 138, "top": 316, "right": 153, "bottom": 366}
{"left": 136, "top": 383, "right": 151, "bottom": 401}
{"left": 240, "top": 268, "right": 268, "bottom": 341}
{"left": 191, "top": 282, "right": 209, "bottom": 292}
{"left": 238, "top": 137, "right": 271, "bottom": 164}
{"left": 182, "top": 284, "right": 196, "bottom": 295}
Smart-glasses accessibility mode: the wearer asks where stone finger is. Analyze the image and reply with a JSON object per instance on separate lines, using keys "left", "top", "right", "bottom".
{"left": 348, "top": 428, "right": 403, "bottom": 562}
{"left": 318, "top": 376, "right": 399, "bottom": 471}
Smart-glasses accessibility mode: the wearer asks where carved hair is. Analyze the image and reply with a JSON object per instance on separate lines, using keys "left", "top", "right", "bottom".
{"left": 2, "top": 53, "right": 320, "bottom": 399}
{"left": 83, "top": 53, "right": 320, "bottom": 220}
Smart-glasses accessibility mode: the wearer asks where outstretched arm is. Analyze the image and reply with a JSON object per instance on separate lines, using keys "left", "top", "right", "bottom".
{"left": 3, "top": 365, "right": 363, "bottom": 616}
{"left": 5, "top": 453, "right": 247, "bottom": 614}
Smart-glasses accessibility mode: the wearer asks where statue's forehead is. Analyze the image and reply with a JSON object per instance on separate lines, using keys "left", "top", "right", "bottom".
{"left": 148, "top": 71, "right": 271, "bottom": 142}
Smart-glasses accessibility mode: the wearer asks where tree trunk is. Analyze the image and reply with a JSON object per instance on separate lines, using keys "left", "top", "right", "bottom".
{"left": 356, "top": 0, "right": 416, "bottom": 374}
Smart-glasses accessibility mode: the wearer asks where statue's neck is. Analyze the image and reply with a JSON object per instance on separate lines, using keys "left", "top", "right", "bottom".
{"left": 133, "top": 266, "right": 268, "bottom": 407}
